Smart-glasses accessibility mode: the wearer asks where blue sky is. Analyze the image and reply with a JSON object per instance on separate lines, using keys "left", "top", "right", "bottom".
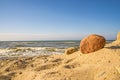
{"left": 0, "top": 0, "right": 120, "bottom": 41}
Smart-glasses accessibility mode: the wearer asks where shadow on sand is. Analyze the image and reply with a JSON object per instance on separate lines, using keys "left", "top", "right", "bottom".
{"left": 0, "top": 75, "right": 11, "bottom": 80}
{"left": 105, "top": 46, "right": 120, "bottom": 49}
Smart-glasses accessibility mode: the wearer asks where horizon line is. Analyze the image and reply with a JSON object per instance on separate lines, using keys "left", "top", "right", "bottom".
{"left": 0, "top": 39, "right": 115, "bottom": 42}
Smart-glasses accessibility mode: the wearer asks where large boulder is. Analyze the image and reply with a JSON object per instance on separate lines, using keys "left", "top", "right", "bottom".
{"left": 80, "top": 34, "right": 106, "bottom": 54}
{"left": 117, "top": 32, "right": 120, "bottom": 41}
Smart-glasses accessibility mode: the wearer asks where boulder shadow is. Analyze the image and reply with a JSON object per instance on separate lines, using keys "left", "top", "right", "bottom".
{"left": 105, "top": 46, "right": 120, "bottom": 49}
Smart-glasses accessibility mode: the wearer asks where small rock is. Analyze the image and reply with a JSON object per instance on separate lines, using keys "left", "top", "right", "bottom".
{"left": 65, "top": 47, "right": 78, "bottom": 55}
{"left": 30, "top": 64, "right": 34, "bottom": 67}
{"left": 19, "top": 72, "right": 22, "bottom": 74}
{"left": 80, "top": 34, "right": 106, "bottom": 54}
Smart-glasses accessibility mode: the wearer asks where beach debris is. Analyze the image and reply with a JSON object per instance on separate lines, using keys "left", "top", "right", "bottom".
{"left": 117, "top": 32, "right": 120, "bottom": 41}
{"left": 65, "top": 47, "right": 78, "bottom": 55}
{"left": 80, "top": 34, "right": 106, "bottom": 53}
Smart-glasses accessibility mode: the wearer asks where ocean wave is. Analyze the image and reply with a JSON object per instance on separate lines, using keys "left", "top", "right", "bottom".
{"left": 0, "top": 47, "right": 65, "bottom": 58}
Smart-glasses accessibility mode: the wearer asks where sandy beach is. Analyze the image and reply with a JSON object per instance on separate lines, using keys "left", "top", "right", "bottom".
{"left": 1, "top": 0, "right": 120, "bottom": 80}
{"left": 0, "top": 40, "right": 120, "bottom": 80}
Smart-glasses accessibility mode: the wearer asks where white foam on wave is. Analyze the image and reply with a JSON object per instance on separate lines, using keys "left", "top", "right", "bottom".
{"left": 0, "top": 47, "right": 65, "bottom": 58}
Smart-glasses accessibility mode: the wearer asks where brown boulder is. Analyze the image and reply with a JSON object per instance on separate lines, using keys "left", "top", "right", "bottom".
{"left": 80, "top": 34, "right": 106, "bottom": 54}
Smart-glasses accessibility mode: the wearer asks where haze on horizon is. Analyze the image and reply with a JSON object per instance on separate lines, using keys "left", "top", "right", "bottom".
{"left": 0, "top": 0, "right": 120, "bottom": 41}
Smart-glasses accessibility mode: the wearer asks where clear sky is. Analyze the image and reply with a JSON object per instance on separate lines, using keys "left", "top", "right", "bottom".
{"left": 0, "top": 0, "right": 120, "bottom": 41}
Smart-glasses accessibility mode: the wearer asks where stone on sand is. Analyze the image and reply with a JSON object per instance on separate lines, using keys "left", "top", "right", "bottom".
{"left": 80, "top": 34, "right": 106, "bottom": 54}
{"left": 65, "top": 47, "right": 78, "bottom": 55}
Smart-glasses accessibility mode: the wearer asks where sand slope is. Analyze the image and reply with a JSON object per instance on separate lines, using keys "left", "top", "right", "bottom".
{"left": 0, "top": 41, "right": 120, "bottom": 80}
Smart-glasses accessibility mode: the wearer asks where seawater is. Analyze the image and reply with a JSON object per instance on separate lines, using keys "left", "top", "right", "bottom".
{"left": 0, "top": 40, "right": 80, "bottom": 49}
{"left": 0, "top": 40, "right": 80, "bottom": 58}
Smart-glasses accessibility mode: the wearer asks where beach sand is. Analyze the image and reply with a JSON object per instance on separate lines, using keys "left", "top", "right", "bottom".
{"left": 0, "top": 40, "right": 120, "bottom": 80}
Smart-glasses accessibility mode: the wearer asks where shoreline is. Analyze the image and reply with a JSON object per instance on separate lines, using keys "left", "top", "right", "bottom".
{"left": 0, "top": 47, "right": 65, "bottom": 58}
{"left": 0, "top": 40, "right": 112, "bottom": 58}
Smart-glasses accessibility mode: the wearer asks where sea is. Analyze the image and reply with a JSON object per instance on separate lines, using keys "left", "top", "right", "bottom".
{"left": 0, "top": 40, "right": 80, "bottom": 58}
{"left": 0, "top": 40, "right": 80, "bottom": 49}
{"left": 0, "top": 40, "right": 113, "bottom": 58}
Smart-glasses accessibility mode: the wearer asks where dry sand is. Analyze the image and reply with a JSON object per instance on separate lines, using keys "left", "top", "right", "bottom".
{"left": 0, "top": 41, "right": 120, "bottom": 80}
